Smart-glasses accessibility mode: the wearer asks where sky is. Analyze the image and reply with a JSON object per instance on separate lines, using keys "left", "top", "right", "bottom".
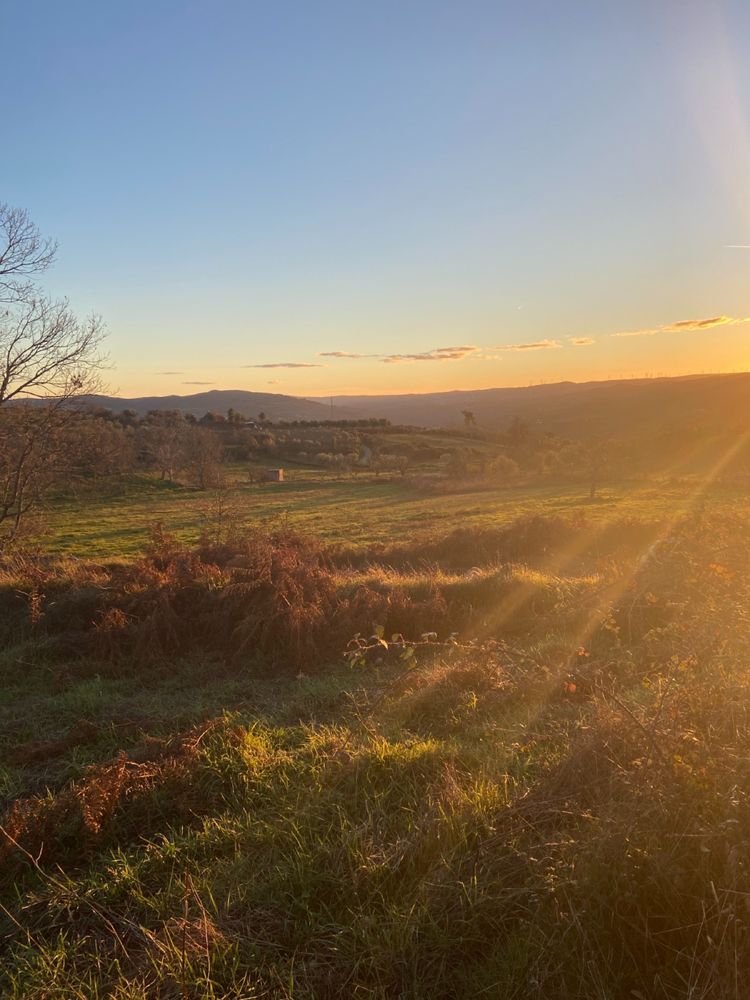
{"left": 4, "top": 0, "right": 750, "bottom": 398}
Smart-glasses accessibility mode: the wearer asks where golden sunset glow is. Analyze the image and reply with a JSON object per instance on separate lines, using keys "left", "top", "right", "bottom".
{"left": 5, "top": 3, "right": 750, "bottom": 997}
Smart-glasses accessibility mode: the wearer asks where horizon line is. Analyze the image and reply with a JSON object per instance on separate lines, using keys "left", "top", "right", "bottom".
{"left": 88, "top": 369, "right": 750, "bottom": 403}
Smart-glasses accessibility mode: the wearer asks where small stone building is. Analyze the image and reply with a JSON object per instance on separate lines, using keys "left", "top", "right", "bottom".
{"left": 264, "top": 468, "right": 284, "bottom": 482}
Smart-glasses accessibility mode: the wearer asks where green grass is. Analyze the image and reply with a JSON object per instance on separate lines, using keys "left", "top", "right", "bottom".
{"left": 4, "top": 602, "right": 750, "bottom": 997}
{"left": 0, "top": 636, "right": 592, "bottom": 998}
{"left": 4, "top": 476, "right": 750, "bottom": 996}
{"left": 0, "top": 642, "right": 359, "bottom": 812}
{"left": 37, "top": 465, "right": 731, "bottom": 559}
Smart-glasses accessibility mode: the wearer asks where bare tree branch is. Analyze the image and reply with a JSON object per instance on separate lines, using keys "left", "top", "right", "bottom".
{"left": 0, "top": 203, "right": 57, "bottom": 303}
{"left": 0, "top": 297, "right": 106, "bottom": 404}
{"left": 0, "top": 204, "right": 107, "bottom": 547}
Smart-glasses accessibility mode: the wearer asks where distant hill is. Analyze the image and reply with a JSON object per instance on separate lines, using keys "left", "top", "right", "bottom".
{"left": 318, "top": 373, "right": 750, "bottom": 438}
{"left": 80, "top": 372, "right": 750, "bottom": 439}
{"left": 82, "top": 389, "right": 359, "bottom": 422}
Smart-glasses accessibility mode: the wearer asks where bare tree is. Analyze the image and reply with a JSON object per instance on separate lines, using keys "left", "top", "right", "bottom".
{"left": 0, "top": 204, "right": 57, "bottom": 303}
{"left": 0, "top": 203, "right": 103, "bottom": 404}
{"left": 0, "top": 296, "right": 105, "bottom": 404}
{"left": 0, "top": 204, "right": 106, "bottom": 545}
{"left": 183, "top": 426, "right": 225, "bottom": 489}
{"left": 0, "top": 406, "right": 63, "bottom": 540}
{"left": 138, "top": 416, "right": 187, "bottom": 481}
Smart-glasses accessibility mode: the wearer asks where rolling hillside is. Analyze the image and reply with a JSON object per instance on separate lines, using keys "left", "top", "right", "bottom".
{"left": 323, "top": 372, "right": 750, "bottom": 435}
{"left": 84, "top": 372, "right": 750, "bottom": 438}
{"left": 82, "top": 389, "right": 359, "bottom": 422}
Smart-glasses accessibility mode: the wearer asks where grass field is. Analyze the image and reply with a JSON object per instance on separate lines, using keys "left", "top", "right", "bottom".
{"left": 38, "top": 463, "right": 727, "bottom": 559}
{"left": 3, "top": 464, "right": 750, "bottom": 997}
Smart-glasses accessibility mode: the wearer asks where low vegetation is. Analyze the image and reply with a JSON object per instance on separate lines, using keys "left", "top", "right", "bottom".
{"left": 2, "top": 487, "right": 750, "bottom": 997}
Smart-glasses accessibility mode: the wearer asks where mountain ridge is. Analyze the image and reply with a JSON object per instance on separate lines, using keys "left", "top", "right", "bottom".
{"left": 78, "top": 372, "right": 750, "bottom": 437}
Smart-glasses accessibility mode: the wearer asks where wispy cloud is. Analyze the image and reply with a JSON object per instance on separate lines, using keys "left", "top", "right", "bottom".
{"left": 183, "top": 380, "right": 215, "bottom": 385}
{"left": 381, "top": 345, "right": 479, "bottom": 364}
{"left": 493, "top": 339, "right": 562, "bottom": 351}
{"left": 317, "top": 342, "right": 568, "bottom": 363}
{"left": 318, "top": 346, "right": 478, "bottom": 363}
{"left": 267, "top": 379, "right": 281, "bottom": 384}
{"left": 612, "top": 315, "right": 750, "bottom": 338}
{"left": 318, "top": 351, "right": 380, "bottom": 359}
{"left": 568, "top": 337, "right": 595, "bottom": 346}
{"left": 156, "top": 370, "right": 184, "bottom": 375}
{"left": 244, "top": 362, "right": 324, "bottom": 369}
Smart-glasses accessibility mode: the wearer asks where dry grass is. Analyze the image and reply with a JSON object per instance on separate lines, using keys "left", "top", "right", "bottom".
{"left": 0, "top": 517, "right": 622, "bottom": 676}
{"left": 0, "top": 720, "right": 237, "bottom": 875}
{"left": 2, "top": 507, "right": 750, "bottom": 997}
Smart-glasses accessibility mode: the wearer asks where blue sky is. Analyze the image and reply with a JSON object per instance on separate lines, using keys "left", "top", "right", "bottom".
{"left": 4, "top": 0, "right": 750, "bottom": 396}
